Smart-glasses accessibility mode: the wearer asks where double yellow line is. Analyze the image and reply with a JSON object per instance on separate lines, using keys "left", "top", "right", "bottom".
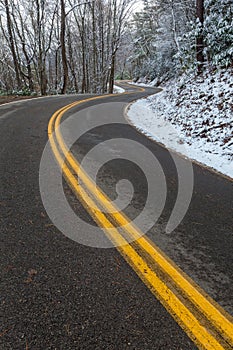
{"left": 48, "top": 91, "right": 233, "bottom": 349}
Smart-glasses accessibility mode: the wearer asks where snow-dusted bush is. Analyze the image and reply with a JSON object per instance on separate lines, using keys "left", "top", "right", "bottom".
{"left": 129, "top": 0, "right": 196, "bottom": 81}
{"left": 129, "top": 0, "right": 233, "bottom": 81}
{"left": 179, "top": 0, "right": 233, "bottom": 70}
{"left": 204, "top": 0, "right": 233, "bottom": 67}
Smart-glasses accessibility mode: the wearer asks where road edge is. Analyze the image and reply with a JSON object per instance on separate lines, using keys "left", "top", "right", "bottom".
{"left": 124, "top": 98, "right": 233, "bottom": 183}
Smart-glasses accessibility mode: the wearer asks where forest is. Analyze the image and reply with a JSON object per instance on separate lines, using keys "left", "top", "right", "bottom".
{"left": 0, "top": 0, "right": 232, "bottom": 96}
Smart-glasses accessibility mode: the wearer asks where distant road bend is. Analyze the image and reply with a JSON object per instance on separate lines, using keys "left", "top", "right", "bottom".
{"left": 0, "top": 82, "right": 232, "bottom": 349}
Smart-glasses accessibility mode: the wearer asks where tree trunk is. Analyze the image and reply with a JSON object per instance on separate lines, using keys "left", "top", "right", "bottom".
{"left": 196, "top": 0, "right": 205, "bottom": 73}
{"left": 60, "top": 0, "right": 68, "bottom": 94}
{"left": 91, "top": 1, "right": 97, "bottom": 93}
{"left": 108, "top": 52, "right": 116, "bottom": 94}
{"left": 81, "top": 31, "right": 86, "bottom": 93}
{"left": 67, "top": 29, "right": 79, "bottom": 93}
{"left": 4, "top": 0, "right": 22, "bottom": 90}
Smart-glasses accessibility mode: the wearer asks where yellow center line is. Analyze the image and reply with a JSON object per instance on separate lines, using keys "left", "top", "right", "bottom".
{"left": 49, "top": 118, "right": 226, "bottom": 350}
{"left": 48, "top": 89, "right": 233, "bottom": 349}
{"left": 52, "top": 92, "right": 233, "bottom": 345}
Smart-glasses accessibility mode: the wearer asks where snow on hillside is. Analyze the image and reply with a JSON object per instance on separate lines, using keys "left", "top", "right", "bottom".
{"left": 113, "top": 85, "right": 125, "bottom": 93}
{"left": 128, "top": 69, "right": 233, "bottom": 179}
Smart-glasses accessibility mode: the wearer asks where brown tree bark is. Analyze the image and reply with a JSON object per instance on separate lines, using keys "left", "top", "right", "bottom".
{"left": 4, "top": 0, "right": 22, "bottom": 89}
{"left": 60, "top": 0, "right": 69, "bottom": 94}
{"left": 91, "top": 1, "right": 97, "bottom": 93}
{"left": 196, "top": 0, "right": 205, "bottom": 73}
{"left": 12, "top": 7, "right": 34, "bottom": 92}
{"left": 35, "top": 0, "right": 48, "bottom": 95}
{"left": 108, "top": 52, "right": 116, "bottom": 94}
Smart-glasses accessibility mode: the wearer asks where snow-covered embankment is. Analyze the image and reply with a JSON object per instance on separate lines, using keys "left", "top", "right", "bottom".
{"left": 127, "top": 70, "right": 233, "bottom": 179}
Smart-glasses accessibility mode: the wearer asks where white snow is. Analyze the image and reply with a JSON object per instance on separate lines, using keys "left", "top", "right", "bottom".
{"left": 113, "top": 85, "right": 125, "bottom": 93}
{"left": 128, "top": 69, "right": 233, "bottom": 179}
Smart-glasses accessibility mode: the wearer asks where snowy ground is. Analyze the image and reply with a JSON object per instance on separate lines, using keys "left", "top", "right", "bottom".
{"left": 113, "top": 85, "right": 125, "bottom": 93}
{"left": 128, "top": 69, "right": 233, "bottom": 179}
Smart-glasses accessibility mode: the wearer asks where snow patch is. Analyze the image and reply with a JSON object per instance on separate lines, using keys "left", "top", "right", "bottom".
{"left": 128, "top": 69, "right": 233, "bottom": 179}
{"left": 113, "top": 85, "right": 125, "bottom": 93}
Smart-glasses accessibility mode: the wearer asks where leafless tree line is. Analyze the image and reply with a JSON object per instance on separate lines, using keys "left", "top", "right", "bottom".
{"left": 0, "top": 0, "right": 133, "bottom": 95}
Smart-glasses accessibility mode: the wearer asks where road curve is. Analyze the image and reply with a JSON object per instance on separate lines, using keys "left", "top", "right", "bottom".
{"left": 0, "top": 83, "right": 232, "bottom": 349}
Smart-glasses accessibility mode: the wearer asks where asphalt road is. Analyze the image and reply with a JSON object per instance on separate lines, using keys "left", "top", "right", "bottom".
{"left": 0, "top": 83, "right": 232, "bottom": 349}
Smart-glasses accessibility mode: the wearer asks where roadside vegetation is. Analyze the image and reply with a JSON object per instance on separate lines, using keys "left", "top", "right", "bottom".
{"left": 127, "top": 0, "right": 232, "bottom": 82}
{"left": 0, "top": 0, "right": 133, "bottom": 96}
{"left": 127, "top": 0, "right": 233, "bottom": 178}
{"left": 0, "top": 1, "right": 232, "bottom": 101}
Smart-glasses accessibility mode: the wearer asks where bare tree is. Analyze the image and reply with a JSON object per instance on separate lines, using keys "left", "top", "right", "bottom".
{"left": 0, "top": 0, "right": 133, "bottom": 94}
{"left": 3, "top": 0, "right": 22, "bottom": 89}
{"left": 60, "top": 0, "right": 68, "bottom": 94}
{"left": 196, "top": 0, "right": 205, "bottom": 72}
{"left": 108, "top": 0, "right": 133, "bottom": 93}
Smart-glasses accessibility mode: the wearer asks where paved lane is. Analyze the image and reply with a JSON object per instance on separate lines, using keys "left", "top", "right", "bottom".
{"left": 0, "top": 85, "right": 232, "bottom": 349}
